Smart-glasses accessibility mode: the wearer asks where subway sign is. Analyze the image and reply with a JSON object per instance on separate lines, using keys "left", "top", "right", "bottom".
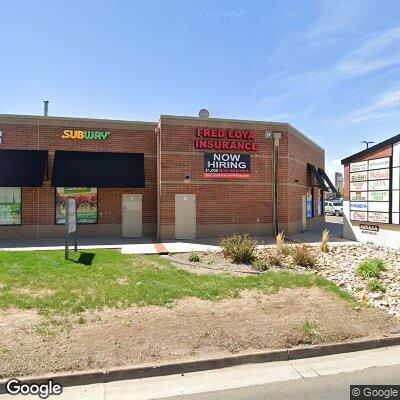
{"left": 62, "top": 130, "right": 111, "bottom": 140}
{"left": 204, "top": 153, "right": 250, "bottom": 179}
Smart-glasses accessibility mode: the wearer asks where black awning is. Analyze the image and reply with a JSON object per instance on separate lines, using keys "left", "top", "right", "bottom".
{"left": 51, "top": 151, "right": 145, "bottom": 188}
{"left": 307, "top": 163, "right": 328, "bottom": 190}
{"left": 318, "top": 168, "right": 337, "bottom": 193}
{"left": 0, "top": 149, "right": 48, "bottom": 187}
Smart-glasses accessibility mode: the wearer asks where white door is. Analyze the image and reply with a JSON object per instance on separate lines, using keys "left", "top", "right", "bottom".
{"left": 175, "top": 194, "right": 196, "bottom": 239}
{"left": 122, "top": 194, "right": 142, "bottom": 237}
{"left": 301, "top": 195, "right": 307, "bottom": 231}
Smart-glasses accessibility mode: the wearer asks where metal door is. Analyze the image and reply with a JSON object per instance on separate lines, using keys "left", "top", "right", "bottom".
{"left": 175, "top": 194, "right": 196, "bottom": 239}
{"left": 122, "top": 194, "right": 142, "bottom": 237}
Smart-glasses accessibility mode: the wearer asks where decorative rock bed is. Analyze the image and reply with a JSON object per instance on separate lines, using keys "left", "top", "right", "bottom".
{"left": 167, "top": 243, "right": 400, "bottom": 317}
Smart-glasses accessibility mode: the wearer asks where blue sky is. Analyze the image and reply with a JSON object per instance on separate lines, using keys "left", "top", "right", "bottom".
{"left": 1, "top": 0, "right": 400, "bottom": 180}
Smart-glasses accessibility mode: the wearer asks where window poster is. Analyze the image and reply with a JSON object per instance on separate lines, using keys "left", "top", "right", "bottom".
{"left": 56, "top": 187, "right": 97, "bottom": 224}
{"left": 0, "top": 187, "right": 21, "bottom": 225}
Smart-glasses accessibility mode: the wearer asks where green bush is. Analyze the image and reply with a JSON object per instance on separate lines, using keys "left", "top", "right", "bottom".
{"left": 252, "top": 259, "right": 268, "bottom": 271}
{"left": 220, "top": 234, "right": 258, "bottom": 264}
{"left": 367, "top": 278, "right": 386, "bottom": 292}
{"left": 356, "top": 258, "right": 385, "bottom": 278}
{"left": 292, "top": 244, "right": 317, "bottom": 268}
{"left": 189, "top": 252, "right": 201, "bottom": 262}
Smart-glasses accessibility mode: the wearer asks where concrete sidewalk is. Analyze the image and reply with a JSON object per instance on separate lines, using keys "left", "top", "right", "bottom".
{"left": 0, "top": 235, "right": 355, "bottom": 254}
{"left": 3, "top": 345, "right": 398, "bottom": 400}
{"left": 0, "top": 217, "right": 354, "bottom": 253}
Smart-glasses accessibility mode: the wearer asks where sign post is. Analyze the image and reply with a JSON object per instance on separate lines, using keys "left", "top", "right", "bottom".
{"left": 65, "top": 198, "right": 77, "bottom": 259}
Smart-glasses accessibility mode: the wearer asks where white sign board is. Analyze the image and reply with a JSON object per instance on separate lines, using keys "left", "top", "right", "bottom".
{"left": 350, "top": 191, "right": 368, "bottom": 201}
{"left": 68, "top": 198, "right": 76, "bottom": 234}
{"left": 368, "top": 180, "right": 390, "bottom": 191}
{"left": 368, "top": 201, "right": 389, "bottom": 212}
{"left": 368, "top": 157, "right": 390, "bottom": 170}
{"left": 368, "top": 212, "right": 389, "bottom": 224}
{"left": 351, "top": 211, "right": 368, "bottom": 221}
{"left": 350, "top": 161, "right": 368, "bottom": 172}
{"left": 368, "top": 191, "right": 389, "bottom": 202}
{"left": 350, "top": 171, "right": 368, "bottom": 182}
{"left": 350, "top": 181, "right": 368, "bottom": 191}
{"left": 368, "top": 168, "right": 390, "bottom": 180}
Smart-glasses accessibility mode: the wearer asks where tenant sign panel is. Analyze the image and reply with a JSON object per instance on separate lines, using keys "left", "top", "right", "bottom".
{"left": 349, "top": 157, "right": 391, "bottom": 224}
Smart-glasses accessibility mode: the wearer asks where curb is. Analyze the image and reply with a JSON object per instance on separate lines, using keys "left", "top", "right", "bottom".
{"left": 1, "top": 334, "right": 400, "bottom": 393}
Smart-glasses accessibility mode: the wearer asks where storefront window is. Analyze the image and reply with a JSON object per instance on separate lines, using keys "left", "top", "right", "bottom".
{"left": 0, "top": 187, "right": 21, "bottom": 225}
{"left": 306, "top": 190, "right": 313, "bottom": 218}
{"left": 318, "top": 189, "right": 324, "bottom": 216}
{"left": 55, "top": 187, "right": 98, "bottom": 224}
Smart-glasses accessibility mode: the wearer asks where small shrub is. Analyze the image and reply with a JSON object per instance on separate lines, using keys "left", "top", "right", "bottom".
{"left": 268, "top": 253, "right": 283, "bottom": 266}
{"left": 367, "top": 278, "right": 386, "bottom": 292}
{"left": 301, "top": 320, "right": 318, "bottom": 337}
{"left": 189, "top": 252, "right": 201, "bottom": 262}
{"left": 220, "top": 234, "right": 258, "bottom": 263}
{"left": 252, "top": 259, "right": 268, "bottom": 271}
{"left": 276, "top": 231, "right": 285, "bottom": 247}
{"left": 280, "top": 244, "right": 292, "bottom": 256}
{"left": 292, "top": 244, "right": 317, "bottom": 268}
{"left": 356, "top": 258, "right": 385, "bottom": 278}
{"left": 321, "top": 229, "right": 330, "bottom": 253}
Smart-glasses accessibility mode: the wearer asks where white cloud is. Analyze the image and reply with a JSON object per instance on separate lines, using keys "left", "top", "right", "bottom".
{"left": 256, "top": 24, "right": 400, "bottom": 104}
{"left": 342, "top": 88, "right": 400, "bottom": 123}
{"left": 339, "top": 26, "right": 400, "bottom": 75}
{"left": 309, "top": 0, "right": 367, "bottom": 38}
{"left": 259, "top": 92, "right": 292, "bottom": 107}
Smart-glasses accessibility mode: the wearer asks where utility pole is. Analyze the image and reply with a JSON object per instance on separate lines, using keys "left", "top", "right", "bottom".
{"left": 361, "top": 140, "right": 374, "bottom": 149}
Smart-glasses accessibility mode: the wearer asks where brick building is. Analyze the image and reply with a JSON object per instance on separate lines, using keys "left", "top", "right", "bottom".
{"left": 0, "top": 113, "right": 333, "bottom": 240}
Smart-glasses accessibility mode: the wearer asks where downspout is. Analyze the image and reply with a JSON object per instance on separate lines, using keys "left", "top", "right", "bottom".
{"left": 156, "top": 124, "right": 161, "bottom": 240}
{"left": 272, "top": 132, "right": 281, "bottom": 236}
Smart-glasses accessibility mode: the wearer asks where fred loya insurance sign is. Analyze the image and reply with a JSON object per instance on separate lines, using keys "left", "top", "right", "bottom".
{"left": 204, "top": 153, "right": 250, "bottom": 179}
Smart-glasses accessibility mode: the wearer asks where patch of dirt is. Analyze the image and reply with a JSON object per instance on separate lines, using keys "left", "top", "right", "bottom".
{"left": 0, "top": 287, "right": 399, "bottom": 378}
{"left": 166, "top": 252, "right": 260, "bottom": 275}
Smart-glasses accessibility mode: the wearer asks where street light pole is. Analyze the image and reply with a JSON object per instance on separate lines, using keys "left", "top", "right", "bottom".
{"left": 361, "top": 140, "right": 374, "bottom": 149}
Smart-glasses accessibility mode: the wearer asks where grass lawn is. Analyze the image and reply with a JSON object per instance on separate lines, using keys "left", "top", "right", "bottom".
{"left": 0, "top": 249, "right": 353, "bottom": 315}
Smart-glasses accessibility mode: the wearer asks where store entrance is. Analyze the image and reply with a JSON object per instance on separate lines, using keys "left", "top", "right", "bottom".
{"left": 122, "top": 194, "right": 142, "bottom": 237}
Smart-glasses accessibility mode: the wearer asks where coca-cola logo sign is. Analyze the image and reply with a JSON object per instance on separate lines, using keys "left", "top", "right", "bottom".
{"left": 351, "top": 211, "right": 367, "bottom": 221}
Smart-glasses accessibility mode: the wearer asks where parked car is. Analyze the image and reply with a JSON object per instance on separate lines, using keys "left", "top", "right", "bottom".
{"left": 324, "top": 201, "right": 343, "bottom": 216}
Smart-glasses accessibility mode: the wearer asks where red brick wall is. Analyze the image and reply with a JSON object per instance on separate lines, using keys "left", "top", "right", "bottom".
{"left": 0, "top": 116, "right": 157, "bottom": 238}
{"left": 159, "top": 117, "right": 324, "bottom": 238}
{"left": 0, "top": 114, "right": 324, "bottom": 240}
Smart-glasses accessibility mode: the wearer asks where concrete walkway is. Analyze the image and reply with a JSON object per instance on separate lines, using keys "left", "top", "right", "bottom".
{"left": 0, "top": 217, "right": 355, "bottom": 254}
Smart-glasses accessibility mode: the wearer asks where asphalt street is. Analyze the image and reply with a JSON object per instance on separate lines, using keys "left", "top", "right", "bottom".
{"left": 163, "top": 364, "right": 400, "bottom": 400}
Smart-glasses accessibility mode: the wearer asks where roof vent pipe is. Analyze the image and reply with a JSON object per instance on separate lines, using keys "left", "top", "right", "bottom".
{"left": 198, "top": 109, "right": 209, "bottom": 118}
{"left": 43, "top": 100, "right": 49, "bottom": 116}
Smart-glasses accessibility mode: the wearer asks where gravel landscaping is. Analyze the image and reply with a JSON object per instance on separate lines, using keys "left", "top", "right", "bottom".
{"left": 168, "top": 243, "right": 400, "bottom": 317}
